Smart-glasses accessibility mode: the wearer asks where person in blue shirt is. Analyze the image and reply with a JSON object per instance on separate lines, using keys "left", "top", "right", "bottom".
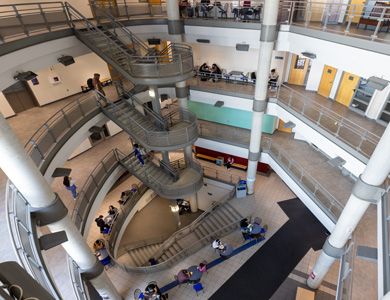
{"left": 133, "top": 144, "right": 145, "bottom": 166}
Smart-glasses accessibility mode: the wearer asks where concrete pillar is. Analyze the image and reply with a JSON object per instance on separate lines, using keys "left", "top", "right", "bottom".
{"left": 149, "top": 85, "right": 162, "bottom": 117}
{"left": 308, "top": 122, "right": 390, "bottom": 289}
{"left": 170, "top": 200, "right": 181, "bottom": 229}
{"left": 365, "top": 84, "right": 390, "bottom": 120}
{"left": 176, "top": 80, "right": 188, "bottom": 110}
{"left": 184, "top": 145, "right": 193, "bottom": 166}
{"left": 246, "top": 0, "right": 280, "bottom": 194}
{"left": 161, "top": 151, "right": 170, "bottom": 164}
{"left": 166, "top": 0, "right": 184, "bottom": 43}
{"left": 0, "top": 113, "right": 122, "bottom": 300}
{"left": 188, "top": 194, "right": 198, "bottom": 212}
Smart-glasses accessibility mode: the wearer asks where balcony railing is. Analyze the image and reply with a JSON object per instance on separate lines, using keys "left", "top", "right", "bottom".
{"left": 276, "top": 84, "right": 380, "bottom": 160}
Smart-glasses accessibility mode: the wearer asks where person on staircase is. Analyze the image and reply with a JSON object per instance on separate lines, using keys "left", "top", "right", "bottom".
{"left": 133, "top": 144, "right": 145, "bottom": 166}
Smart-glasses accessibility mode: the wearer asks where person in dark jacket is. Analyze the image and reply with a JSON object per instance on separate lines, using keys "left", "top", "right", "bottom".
{"left": 95, "top": 215, "right": 110, "bottom": 233}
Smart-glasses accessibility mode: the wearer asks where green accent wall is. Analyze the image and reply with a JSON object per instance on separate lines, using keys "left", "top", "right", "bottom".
{"left": 188, "top": 101, "right": 276, "bottom": 134}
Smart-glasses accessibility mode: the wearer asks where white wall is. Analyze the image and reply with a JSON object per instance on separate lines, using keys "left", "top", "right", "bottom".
{"left": 0, "top": 93, "right": 15, "bottom": 118}
{"left": 306, "top": 60, "right": 325, "bottom": 92}
{"left": 69, "top": 138, "right": 93, "bottom": 160}
{"left": 0, "top": 36, "right": 91, "bottom": 93}
{"left": 329, "top": 69, "right": 343, "bottom": 100}
{"left": 279, "top": 32, "right": 390, "bottom": 81}
{"left": 189, "top": 90, "right": 253, "bottom": 111}
{"left": 28, "top": 53, "right": 110, "bottom": 106}
{"left": 196, "top": 178, "right": 234, "bottom": 211}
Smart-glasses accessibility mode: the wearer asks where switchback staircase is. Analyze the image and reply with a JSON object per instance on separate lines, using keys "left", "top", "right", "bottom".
{"left": 115, "top": 149, "right": 203, "bottom": 199}
{"left": 117, "top": 199, "right": 245, "bottom": 267}
{"left": 100, "top": 91, "right": 198, "bottom": 150}
{"left": 65, "top": 2, "right": 194, "bottom": 85}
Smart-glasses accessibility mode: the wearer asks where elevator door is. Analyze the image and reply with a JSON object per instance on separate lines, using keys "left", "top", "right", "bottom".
{"left": 3, "top": 81, "right": 38, "bottom": 113}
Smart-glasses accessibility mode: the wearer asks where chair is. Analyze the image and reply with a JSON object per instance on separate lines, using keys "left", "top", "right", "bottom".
{"left": 174, "top": 275, "right": 184, "bottom": 288}
{"left": 100, "top": 256, "right": 112, "bottom": 270}
{"left": 357, "top": 2, "right": 390, "bottom": 32}
{"left": 254, "top": 217, "right": 262, "bottom": 226}
{"left": 193, "top": 282, "right": 204, "bottom": 296}
{"left": 202, "top": 260, "right": 209, "bottom": 274}
{"left": 134, "top": 289, "right": 142, "bottom": 299}
{"left": 102, "top": 228, "right": 110, "bottom": 234}
{"left": 242, "top": 231, "right": 252, "bottom": 243}
{"left": 261, "top": 224, "right": 268, "bottom": 236}
{"left": 219, "top": 3, "right": 228, "bottom": 18}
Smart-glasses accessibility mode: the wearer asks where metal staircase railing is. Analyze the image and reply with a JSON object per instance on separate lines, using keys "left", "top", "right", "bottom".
{"left": 97, "top": 91, "right": 199, "bottom": 150}
{"left": 90, "top": 0, "right": 150, "bottom": 55}
{"left": 65, "top": 3, "right": 194, "bottom": 83}
{"left": 115, "top": 148, "right": 203, "bottom": 199}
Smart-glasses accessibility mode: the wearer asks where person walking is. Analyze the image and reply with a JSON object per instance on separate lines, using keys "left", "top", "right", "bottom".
{"left": 63, "top": 175, "right": 77, "bottom": 200}
{"left": 133, "top": 144, "right": 145, "bottom": 166}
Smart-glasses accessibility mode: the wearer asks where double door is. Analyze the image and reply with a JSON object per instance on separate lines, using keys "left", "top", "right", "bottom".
{"left": 3, "top": 81, "right": 39, "bottom": 114}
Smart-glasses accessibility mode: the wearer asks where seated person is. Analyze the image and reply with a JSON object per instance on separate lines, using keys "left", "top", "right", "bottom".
{"left": 211, "top": 63, "right": 222, "bottom": 75}
{"left": 177, "top": 199, "right": 190, "bottom": 214}
{"left": 144, "top": 283, "right": 163, "bottom": 299}
{"left": 95, "top": 215, "right": 110, "bottom": 233}
{"left": 268, "top": 68, "right": 279, "bottom": 88}
{"left": 177, "top": 269, "right": 191, "bottom": 284}
{"left": 212, "top": 239, "right": 221, "bottom": 249}
{"left": 199, "top": 63, "right": 209, "bottom": 72}
{"left": 197, "top": 263, "right": 207, "bottom": 272}
{"left": 251, "top": 71, "right": 256, "bottom": 80}
{"left": 240, "top": 218, "right": 249, "bottom": 230}
{"left": 241, "top": 0, "right": 252, "bottom": 20}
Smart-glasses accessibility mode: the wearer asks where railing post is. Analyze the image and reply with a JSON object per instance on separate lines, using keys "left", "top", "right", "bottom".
{"left": 305, "top": 2, "right": 312, "bottom": 28}
{"left": 317, "top": 107, "right": 324, "bottom": 125}
{"left": 344, "top": 5, "right": 355, "bottom": 35}
{"left": 13, "top": 5, "right": 28, "bottom": 37}
{"left": 335, "top": 118, "right": 343, "bottom": 137}
{"left": 289, "top": 1, "right": 296, "bottom": 24}
{"left": 371, "top": 7, "right": 386, "bottom": 41}
{"left": 302, "top": 98, "right": 307, "bottom": 114}
{"left": 38, "top": 4, "right": 51, "bottom": 32}
{"left": 288, "top": 89, "right": 293, "bottom": 106}
{"left": 124, "top": 0, "right": 130, "bottom": 20}
{"left": 61, "top": 109, "right": 71, "bottom": 128}
{"left": 77, "top": 98, "right": 85, "bottom": 117}
{"left": 44, "top": 124, "right": 57, "bottom": 143}
{"left": 322, "top": 3, "right": 331, "bottom": 31}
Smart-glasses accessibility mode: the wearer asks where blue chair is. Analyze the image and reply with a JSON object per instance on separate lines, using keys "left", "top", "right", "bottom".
{"left": 193, "top": 282, "right": 204, "bottom": 296}
{"left": 134, "top": 289, "right": 143, "bottom": 299}
{"left": 254, "top": 217, "right": 262, "bottom": 226}
{"left": 103, "top": 228, "right": 110, "bottom": 234}
{"left": 100, "top": 257, "right": 111, "bottom": 270}
{"left": 219, "top": 3, "right": 228, "bottom": 18}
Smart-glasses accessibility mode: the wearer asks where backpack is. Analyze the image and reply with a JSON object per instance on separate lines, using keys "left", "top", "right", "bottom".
{"left": 87, "top": 78, "right": 94, "bottom": 90}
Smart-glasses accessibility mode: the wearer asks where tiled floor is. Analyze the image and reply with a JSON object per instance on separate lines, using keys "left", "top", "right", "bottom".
{"left": 0, "top": 80, "right": 378, "bottom": 299}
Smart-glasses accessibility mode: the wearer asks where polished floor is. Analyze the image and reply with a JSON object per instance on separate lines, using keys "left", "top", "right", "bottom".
{"left": 0, "top": 81, "right": 378, "bottom": 299}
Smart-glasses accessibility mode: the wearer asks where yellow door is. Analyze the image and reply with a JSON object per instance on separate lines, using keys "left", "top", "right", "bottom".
{"left": 288, "top": 54, "right": 309, "bottom": 86}
{"left": 347, "top": 0, "right": 365, "bottom": 23}
{"left": 278, "top": 119, "right": 292, "bottom": 133}
{"left": 305, "top": 0, "right": 326, "bottom": 22}
{"left": 335, "top": 72, "right": 360, "bottom": 107}
{"left": 318, "top": 65, "right": 337, "bottom": 98}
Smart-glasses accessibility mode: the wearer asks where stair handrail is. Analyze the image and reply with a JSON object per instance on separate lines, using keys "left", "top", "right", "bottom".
{"left": 117, "top": 236, "right": 164, "bottom": 258}
{"left": 114, "top": 148, "right": 181, "bottom": 185}
{"left": 90, "top": 0, "right": 150, "bottom": 53}
{"left": 96, "top": 91, "right": 166, "bottom": 134}
{"left": 142, "top": 189, "right": 235, "bottom": 265}
{"left": 122, "top": 90, "right": 166, "bottom": 129}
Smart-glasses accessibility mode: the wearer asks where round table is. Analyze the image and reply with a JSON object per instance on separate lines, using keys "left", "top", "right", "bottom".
{"left": 219, "top": 243, "right": 233, "bottom": 258}
{"left": 250, "top": 223, "right": 262, "bottom": 234}
{"left": 104, "top": 214, "right": 114, "bottom": 224}
{"left": 188, "top": 265, "right": 203, "bottom": 283}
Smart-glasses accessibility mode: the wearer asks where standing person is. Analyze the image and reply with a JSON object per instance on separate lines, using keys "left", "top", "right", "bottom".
{"left": 225, "top": 156, "right": 234, "bottom": 171}
{"left": 63, "top": 175, "right": 77, "bottom": 201}
{"left": 133, "top": 144, "right": 145, "bottom": 166}
{"left": 92, "top": 73, "right": 105, "bottom": 95}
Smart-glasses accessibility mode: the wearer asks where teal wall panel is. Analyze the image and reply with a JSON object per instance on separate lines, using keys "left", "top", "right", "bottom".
{"left": 188, "top": 101, "right": 276, "bottom": 134}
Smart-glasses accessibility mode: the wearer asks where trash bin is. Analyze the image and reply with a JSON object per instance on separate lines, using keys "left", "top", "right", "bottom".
{"left": 236, "top": 181, "right": 247, "bottom": 198}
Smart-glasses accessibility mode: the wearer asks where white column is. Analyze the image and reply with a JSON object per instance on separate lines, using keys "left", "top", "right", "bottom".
{"left": 0, "top": 113, "right": 122, "bottom": 300}
{"left": 166, "top": 0, "right": 180, "bottom": 20}
{"left": 188, "top": 194, "right": 198, "bottom": 212}
{"left": 246, "top": 0, "right": 279, "bottom": 194}
{"left": 149, "top": 85, "right": 162, "bottom": 117}
{"left": 184, "top": 145, "right": 193, "bottom": 166}
{"left": 176, "top": 81, "right": 188, "bottom": 110}
{"left": 308, "top": 122, "right": 390, "bottom": 289}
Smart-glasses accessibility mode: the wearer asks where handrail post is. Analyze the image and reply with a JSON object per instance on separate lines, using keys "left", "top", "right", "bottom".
{"left": 305, "top": 2, "right": 312, "bottom": 28}
{"left": 322, "top": 3, "right": 331, "bottom": 31}
{"left": 371, "top": 7, "right": 386, "bottom": 41}
{"left": 38, "top": 4, "right": 51, "bottom": 32}
{"left": 344, "top": 5, "right": 355, "bottom": 35}
{"left": 290, "top": 1, "right": 296, "bottom": 24}
{"left": 13, "top": 5, "right": 28, "bottom": 37}
{"left": 61, "top": 109, "right": 71, "bottom": 128}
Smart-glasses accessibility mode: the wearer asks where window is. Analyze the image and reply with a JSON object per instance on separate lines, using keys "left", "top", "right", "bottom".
{"left": 294, "top": 56, "right": 306, "bottom": 69}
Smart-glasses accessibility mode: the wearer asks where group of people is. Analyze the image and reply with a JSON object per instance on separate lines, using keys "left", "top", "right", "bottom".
{"left": 94, "top": 205, "right": 119, "bottom": 233}
{"left": 177, "top": 199, "right": 190, "bottom": 214}
{"left": 199, "top": 63, "right": 222, "bottom": 82}
{"left": 176, "top": 262, "right": 207, "bottom": 284}
{"left": 212, "top": 239, "right": 233, "bottom": 259}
